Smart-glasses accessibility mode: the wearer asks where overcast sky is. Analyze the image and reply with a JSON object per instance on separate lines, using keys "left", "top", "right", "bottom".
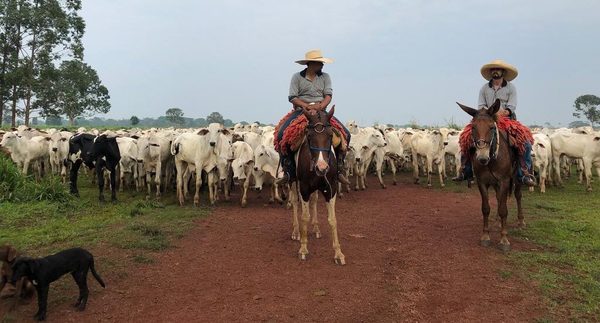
{"left": 79, "top": 0, "right": 600, "bottom": 127}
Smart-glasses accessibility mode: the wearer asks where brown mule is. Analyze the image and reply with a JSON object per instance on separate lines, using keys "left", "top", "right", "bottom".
{"left": 457, "top": 99, "right": 525, "bottom": 252}
{"left": 288, "top": 106, "right": 345, "bottom": 265}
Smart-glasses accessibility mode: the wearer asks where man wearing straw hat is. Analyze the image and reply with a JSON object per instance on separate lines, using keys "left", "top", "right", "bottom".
{"left": 274, "top": 49, "right": 351, "bottom": 185}
{"left": 453, "top": 59, "right": 536, "bottom": 186}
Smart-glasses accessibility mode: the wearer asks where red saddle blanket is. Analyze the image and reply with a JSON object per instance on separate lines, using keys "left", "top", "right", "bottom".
{"left": 273, "top": 110, "right": 348, "bottom": 155}
{"left": 459, "top": 116, "right": 533, "bottom": 155}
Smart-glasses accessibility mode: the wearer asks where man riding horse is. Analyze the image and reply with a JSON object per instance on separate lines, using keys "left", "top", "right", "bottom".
{"left": 274, "top": 49, "right": 351, "bottom": 185}
{"left": 453, "top": 59, "right": 536, "bottom": 187}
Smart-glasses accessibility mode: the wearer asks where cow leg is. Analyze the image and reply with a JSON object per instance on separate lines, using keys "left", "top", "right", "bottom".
{"left": 69, "top": 160, "right": 82, "bottom": 197}
{"left": 310, "top": 191, "right": 321, "bottom": 239}
{"left": 412, "top": 153, "right": 420, "bottom": 184}
{"left": 391, "top": 161, "right": 397, "bottom": 185}
{"left": 241, "top": 177, "right": 249, "bottom": 207}
{"left": 426, "top": 156, "right": 433, "bottom": 188}
{"left": 109, "top": 163, "right": 118, "bottom": 203}
{"left": 326, "top": 195, "right": 345, "bottom": 265}
{"left": 477, "top": 182, "right": 491, "bottom": 247}
{"left": 354, "top": 166, "right": 360, "bottom": 191}
{"left": 540, "top": 164, "right": 547, "bottom": 193}
{"left": 583, "top": 158, "right": 593, "bottom": 192}
{"left": 496, "top": 181, "right": 511, "bottom": 251}
{"left": 22, "top": 159, "right": 30, "bottom": 176}
{"left": 193, "top": 170, "right": 203, "bottom": 207}
{"left": 376, "top": 157, "right": 386, "bottom": 189}
{"left": 289, "top": 184, "right": 300, "bottom": 241}
{"left": 175, "top": 160, "right": 185, "bottom": 206}
{"left": 119, "top": 163, "right": 125, "bottom": 192}
{"left": 146, "top": 171, "right": 153, "bottom": 199}
{"left": 96, "top": 159, "right": 106, "bottom": 202}
{"left": 208, "top": 171, "right": 216, "bottom": 205}
{"left": 298, "top": 198, "right": 311, "bottom": 260}
{"left": 438, "top": 160, "right": 445, "bottom": 187}
{"left": 552, "top": 155, "right": 563, "bottom": 187}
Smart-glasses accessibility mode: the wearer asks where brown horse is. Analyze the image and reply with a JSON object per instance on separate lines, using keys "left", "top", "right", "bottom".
{"left": 287, "top": 106, "right": 345, "bottom": 265}
{"left": 457, "top": 99, "right": 525, "bottom": 252}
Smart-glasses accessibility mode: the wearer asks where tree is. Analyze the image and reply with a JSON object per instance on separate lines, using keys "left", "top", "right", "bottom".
{"left": 568, "top": 120, "right": 590, "bottom": 128}
{"left": 206, "top": 111, "right": 224, "bottom": 124}
{"left": 130, "top": 115, "right": 139, "bottom": 125}
{"left": 573, "top": 94, "right": 600, "bottom": 128}
{"left": 165, "top": 107, "right": 184, "bottom": 125}
{"left": 38, "top": 60, "right": 110, "bottom": 126}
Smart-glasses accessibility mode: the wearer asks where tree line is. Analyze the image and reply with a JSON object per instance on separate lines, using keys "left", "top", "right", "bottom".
{"left": 0, "top": 0, "right": 109, "bottom": 127}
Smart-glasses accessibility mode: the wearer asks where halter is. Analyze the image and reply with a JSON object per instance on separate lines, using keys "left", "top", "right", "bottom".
{"left": 472, "top": 121, "right": 500, "bottom": 160}
{"left": 306, "top": 122, "right": 333, "bottom": 153}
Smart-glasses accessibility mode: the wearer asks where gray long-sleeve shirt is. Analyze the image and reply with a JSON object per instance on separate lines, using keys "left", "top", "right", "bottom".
{"left": 478, "top": 80, "right": 517, "bottom": 113}
{"left": 288, "top": 69, "right": 332, "bottom": 103}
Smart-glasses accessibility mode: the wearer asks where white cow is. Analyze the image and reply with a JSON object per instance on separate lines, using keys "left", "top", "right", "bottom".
{"left": 410, "top": 130, "right": 447, "bottom": 188}
{"left": 0, "top": 133, "right": 50, "bottom": 179}
{"left": 550, "top": 131, "right": 600, "bottom": 191}
{"left": 116, "top": 137, "right": 140, "bottom": 192}
{"left": 531, "top": 133, "right": 551, "bottom": 193}
{"left": 229, "top": 141, "right": 254, "bottom": 207}
{"left": 350, "top": 127, "right": 387, "bottom": 190}
{"left": 444, "top": 130, "right": 462, "bottom": 177}
{"left": 48, "top": 131, "right": 72, "bottom": 183}
{"left": 252, "top": 144, "right": 283, "bottom": 203}
{"left": 383, "top": 128, "right": 405, "bottom": 185}
{"left": 171, "top": 123, "right": 228, "bottom": 206}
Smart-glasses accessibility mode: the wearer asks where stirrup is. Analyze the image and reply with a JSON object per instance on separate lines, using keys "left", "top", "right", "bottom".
{"left": 521, "top": 174, "right": 536, "bottom": 187}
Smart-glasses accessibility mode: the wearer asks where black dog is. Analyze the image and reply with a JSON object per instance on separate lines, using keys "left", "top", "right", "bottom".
{"left": 10, "top": 248, "right": 106, "bottom": 321}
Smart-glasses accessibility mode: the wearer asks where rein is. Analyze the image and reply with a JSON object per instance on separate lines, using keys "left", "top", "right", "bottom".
{"left": 471, "top": 121, "right": 500, "bottom": 160}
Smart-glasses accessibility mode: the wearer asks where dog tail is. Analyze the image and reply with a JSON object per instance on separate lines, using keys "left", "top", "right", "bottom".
{"left": 90, "top": 258, "right": 106, "bottom": 288}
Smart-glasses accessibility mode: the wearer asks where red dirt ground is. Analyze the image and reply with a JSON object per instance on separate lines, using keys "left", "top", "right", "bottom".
{"left": 3, "top": 174, "right": 547, "bottom": 322}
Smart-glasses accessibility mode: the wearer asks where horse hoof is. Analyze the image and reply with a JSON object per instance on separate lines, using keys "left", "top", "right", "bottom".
{"left": 480, "top": 240, "right": 491, "bottom": 247}
{"left": 393, "top": 181, "right": 397, "bottom": 186}
{"left": 315, "top": 232, "right": 322, "bottom": 239}
{"left": 498, "top": 244, "right": 511, "bottom": 252}
{"left": 381, "top": 184, "right": 386, "bottom": 189}
{"left": 334, "top": 258, "right": 346, "bottom": 265}
{"left": 291, "top": 235, "right": 300, "bottom": 241}
{"left": 299, "top": 254, "right": 308, "bottom": 261}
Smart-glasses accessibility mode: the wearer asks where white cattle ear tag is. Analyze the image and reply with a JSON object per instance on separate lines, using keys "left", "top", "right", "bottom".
{"left": 32, "top": 280, "right": 38, "bottom": 286}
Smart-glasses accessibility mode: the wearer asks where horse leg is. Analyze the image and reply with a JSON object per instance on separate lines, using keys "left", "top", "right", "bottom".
{"left": 310, "top": 191, "right": 321, "bottom": 239}
{"left": 289, "top": 185, "right": 300, "bottom": 241}
{"left": 497, "top": 181, "right": 511, "bottom": 251}
{"left": 514, "top": 183, "right": 525, "bottom": 228}
{"left": 477, "top": 183, "right": 491, "bottom": 247}
{"left": 326, "top": 195, "right": 345, "bottom": 265}
{"left": 298, "top": 198, "right": 311, "bottom": 260}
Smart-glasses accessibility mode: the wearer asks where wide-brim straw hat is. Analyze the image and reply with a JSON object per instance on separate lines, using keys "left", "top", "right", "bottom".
{"left": 480, "top": 59, "right": 518, "bottom": 82}
{"left": 295, "top": 49, "right": 334, "bottom": 65}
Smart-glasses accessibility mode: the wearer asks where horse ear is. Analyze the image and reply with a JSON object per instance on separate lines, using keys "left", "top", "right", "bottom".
{"left": 488, "top": 99, "right": 501, "bottom": 116}
{"left": 456, "top": 102, "right": 478, "bottom": 117}
{"left": 327, "top": 105, "right": 336, "bottom": 120}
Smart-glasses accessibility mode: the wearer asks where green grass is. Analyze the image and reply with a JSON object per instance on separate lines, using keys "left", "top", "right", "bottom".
{"left": 436, "top": 171, "right": 600, "bottom": 321}
{"left": 0, "top": 166, "right": 210, "bottom": 257}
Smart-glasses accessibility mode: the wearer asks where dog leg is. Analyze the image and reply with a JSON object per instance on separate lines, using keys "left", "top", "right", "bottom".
{"left": 34, "top": 285, "right": 48, "bottom": 321}
{"left": 72, "top": 270, "right": 89, "bottom": 311}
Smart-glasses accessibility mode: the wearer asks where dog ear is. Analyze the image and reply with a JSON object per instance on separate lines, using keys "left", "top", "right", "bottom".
{"left": 7, "top": 246, "right": 17, "bottom": 262}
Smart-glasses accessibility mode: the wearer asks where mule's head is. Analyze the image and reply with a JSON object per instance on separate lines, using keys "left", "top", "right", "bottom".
{"left": 457, "top": 99, "right": 501, "bottom": 165}
{"left": 302, "top": 106, "right": 335, "bottom": 176}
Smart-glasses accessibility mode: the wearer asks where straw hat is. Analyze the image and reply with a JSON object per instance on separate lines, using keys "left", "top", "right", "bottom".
{"left": 480, "top": 59, "right": 518, "bottom": 82}
{"left": 295, "top": 49, "right": 334, "bottom": 65}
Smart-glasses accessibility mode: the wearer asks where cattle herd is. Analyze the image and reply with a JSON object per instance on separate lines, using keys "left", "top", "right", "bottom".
{"left": 0, "top": 122, "right": 599, "bottom": 206}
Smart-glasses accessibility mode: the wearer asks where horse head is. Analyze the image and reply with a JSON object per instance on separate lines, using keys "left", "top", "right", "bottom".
{"left": 302, "top": 106, "right": 335, "bottom": 176}
{"left": 456, "top": 99, "right": 501, "bottom": 166}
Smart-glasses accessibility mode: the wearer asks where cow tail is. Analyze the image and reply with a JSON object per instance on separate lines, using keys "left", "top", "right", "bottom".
{"left": 170, "top": 138, "right": 180, "bottom": 156}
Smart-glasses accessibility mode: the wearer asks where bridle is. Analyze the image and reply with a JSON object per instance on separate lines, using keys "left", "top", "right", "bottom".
{"left": 305, "top": 118, "right": 334, "bottom": 177}
{"left": 471, "top": 121, "right": 500, "bottom": 160}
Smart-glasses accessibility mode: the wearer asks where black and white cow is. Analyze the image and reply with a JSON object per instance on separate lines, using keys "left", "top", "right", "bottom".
{"left": 68, "top": 133, "right": 121, "bottom": 202}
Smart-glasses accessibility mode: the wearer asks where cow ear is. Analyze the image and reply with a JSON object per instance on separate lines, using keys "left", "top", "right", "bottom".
{"left": 197, "top": 129, "right": 209, "bottom": 135}
{"left": 488, "top": 99, "right": 501, "bottom": 116}
{"left": 537, "top": 143, "right": 545, "bottom": 148}
{"left": 456, "top": 102, "right": 478, "bottom": 117}
{"left": 245, "top": 160, "right": 254, "bottom": 166}
{"left": 221, "top": 129, "right": 230, "bottom": 136}
{"left": 362, "top": 145, "right": 369, "bottom": 150}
